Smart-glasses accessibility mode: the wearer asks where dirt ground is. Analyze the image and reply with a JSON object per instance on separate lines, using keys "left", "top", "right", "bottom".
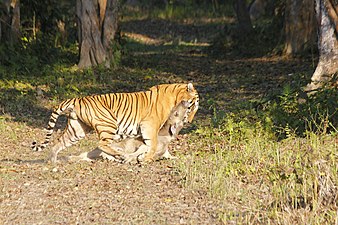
{"left": 1, "top": 128, "right": 222, "bottom": 224}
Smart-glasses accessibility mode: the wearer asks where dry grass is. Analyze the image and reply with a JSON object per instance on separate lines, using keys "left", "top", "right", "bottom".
{"left": 177, "top": 118, "right": 338, "bottom": 224}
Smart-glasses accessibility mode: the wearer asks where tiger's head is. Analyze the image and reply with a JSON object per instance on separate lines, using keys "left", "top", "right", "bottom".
{"left": 181, "top": 83, "right": 199, "bottom": 123}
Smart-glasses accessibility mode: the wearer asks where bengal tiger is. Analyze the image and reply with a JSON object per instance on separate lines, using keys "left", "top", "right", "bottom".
{"left": 67, "top": 100, "right": 190, "bottom": 163}
{"left": 32, "top": 83, "right": 199, "bottom": 163}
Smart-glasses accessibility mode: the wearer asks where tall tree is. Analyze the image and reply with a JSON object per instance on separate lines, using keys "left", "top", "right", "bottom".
{"left": 305, "top": 0, "right": 338, "bottom": 92}
{"left": 76, "top": 0, "right": 119, "bottom": 69}
{"left": 233, "top": 0, "right": 253, "bottom": 35}
{"left": 0, "top": 0, "right": 20, "bottom": 45}
{"left": 283, "top": 0, "right": 316, "bottom": 55}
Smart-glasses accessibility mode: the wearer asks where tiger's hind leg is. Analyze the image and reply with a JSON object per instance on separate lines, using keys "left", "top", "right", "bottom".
{"left": 50, "top": 115, "right": 91, "bottom": 163}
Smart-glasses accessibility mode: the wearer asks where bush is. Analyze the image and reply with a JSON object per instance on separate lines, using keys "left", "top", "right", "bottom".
{"left": 263, "top": 83, "right": 338, "bottom": 137}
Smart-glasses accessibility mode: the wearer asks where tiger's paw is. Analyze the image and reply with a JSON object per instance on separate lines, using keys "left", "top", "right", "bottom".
{"left": 49, "top": 152, "right": 58, "bottom": 164}
{"left": 122, "top": 155, "right": 138, "bottom": 164}
{"left": 102, "top": 153, "right": 125, "bottom": 163}
{"left": 143, "top": 156, "right": 154, "bottom": 163}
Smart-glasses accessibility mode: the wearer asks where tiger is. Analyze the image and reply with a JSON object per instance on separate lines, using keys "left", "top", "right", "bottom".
{"left": 32, "top": 83, "right": 199, "bottom": 163}
{"left": 67, "top": 100, "right": 190, "bottom": 163}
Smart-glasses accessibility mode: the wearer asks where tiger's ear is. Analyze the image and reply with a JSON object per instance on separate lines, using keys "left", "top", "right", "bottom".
{"left": 187, "top": 83, "right": 194, "bottom": 92}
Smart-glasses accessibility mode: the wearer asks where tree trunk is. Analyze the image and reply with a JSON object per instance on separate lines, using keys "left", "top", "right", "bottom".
{"left": 249, "top": 0, "right": 268, "bottom": 21}
{"left": 284, "top": 0, "right": 316, "bottom": 56}
{"left": 102, "top": 0, "right": 119, "bottom": 58}
{"left": 305, "top": 0, "right": 338, "bottom": 92}
{"left": 76, "top": 0, "right": 119, "bottom": 69}
{"left": 233, "top": 0, "right": 253, "bottom": 34}
{"left": 0, "top": 0, "right": 20, "bottom": 45}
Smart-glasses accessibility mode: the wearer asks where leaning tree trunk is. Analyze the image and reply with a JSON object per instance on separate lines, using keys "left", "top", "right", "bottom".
{"left": 76, "top": 0, "right": 119, "bottom": 69}
{"left": 305, "top": 0, "right": 338, "bottom": 92}
{"left": 0, "top": 0, "right": 20, "bottom": 45}
{"left": 283, "top": 0, "right": 316, "bottom": 56}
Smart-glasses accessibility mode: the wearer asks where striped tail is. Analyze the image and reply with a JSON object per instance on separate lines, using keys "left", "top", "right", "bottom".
{"left": 31, "top": 99, "right": 75, "bottom": 151}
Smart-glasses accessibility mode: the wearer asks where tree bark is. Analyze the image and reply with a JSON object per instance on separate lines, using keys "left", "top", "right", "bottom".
{"left": 76, "top": 0, "right": 119, "bottom": 69}
{"left": 284, "top": 0, "right": 316, "bottom": 56}
{"left": 305, "top": 0, "right": 338, "bottom": 92}
{"left": 249, "top": 0, "right": 268, "bottom": 21}
{"left": 0, "top": 0, "right": 20, "bottom": 45}
{"left": 233, "top": 0, "right": 253, "bottom": 34}
{"left": 102, "top": 0, "right": 119, "bottom": 57}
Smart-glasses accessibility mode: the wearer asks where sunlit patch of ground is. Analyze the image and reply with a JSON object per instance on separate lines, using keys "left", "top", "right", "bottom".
{"left": 123, "top": 32, "right": 163, "bottom": 45}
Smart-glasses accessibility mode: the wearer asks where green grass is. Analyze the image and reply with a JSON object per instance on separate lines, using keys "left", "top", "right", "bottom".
{"left": 177, "top": 112, "right": 338, "bottom": 224}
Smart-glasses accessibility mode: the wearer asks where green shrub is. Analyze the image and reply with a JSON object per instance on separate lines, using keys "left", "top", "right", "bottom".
{"left": 177, "top": 110, "right": 337, "bottom": 224}
{"left": 263, "top": 84, "right": 338, "bottom": 137}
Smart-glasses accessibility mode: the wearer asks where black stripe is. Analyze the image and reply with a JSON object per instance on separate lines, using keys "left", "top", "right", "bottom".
{"left": 119, "top": 94, "right": 135, "bottom": 130}
{"left": 130, "top": 94, "right": 139, "bottom": 132}
{"left": 69, "top": 122, "right": 79, "bottom": 139}
{"left": 117, "top": 94, "right": 130, "bottom": 117}
{"left": 115, "top": 94, "right": 124, "bottom": 112}
{"left": 102, "top": 94, "right": 109, "bottom": 107}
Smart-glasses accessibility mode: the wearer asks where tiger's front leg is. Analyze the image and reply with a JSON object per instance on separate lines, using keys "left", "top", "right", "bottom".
{"left": 143, "top": 139, "right": 158, "bottom": 163}
{"left": 140, "top": 121, "right": 160, "bottom": 163}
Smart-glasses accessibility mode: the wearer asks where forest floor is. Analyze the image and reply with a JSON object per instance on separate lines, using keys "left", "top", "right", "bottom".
{"left": 1, "top": 13, "right": 335, "bottom": 225}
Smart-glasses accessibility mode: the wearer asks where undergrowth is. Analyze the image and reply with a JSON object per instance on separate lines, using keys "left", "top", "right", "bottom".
{"left": 263, "top": 83, "right": 338, "bottom": 138}
{"left": 177, "top": 107, "right": 337, "bottom": 224}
